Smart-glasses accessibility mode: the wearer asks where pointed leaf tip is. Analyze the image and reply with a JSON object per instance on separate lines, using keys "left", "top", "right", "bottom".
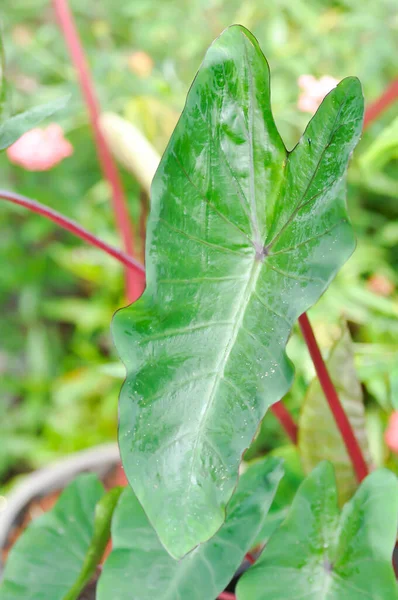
{"left": 98, "top": 458, "right": 284, "bottom": 600}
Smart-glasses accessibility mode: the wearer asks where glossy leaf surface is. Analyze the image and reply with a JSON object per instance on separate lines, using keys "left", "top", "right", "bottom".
{"left": 97, "top": 457, "right": 283, "bottom": 600}
{"left": 0, "top": 475, "right": 120, "bottom": 600}
{"left": 237, "top": 462, "right": 398, "bottom": 600}
{"left": 113, "top": 24, "right": 364, "bottom": 557}
{"left": 0, "top": 95, "right": 70, "bottom": 151}
{"left": 298, "top": 324, "right": 370, "bottom": 504}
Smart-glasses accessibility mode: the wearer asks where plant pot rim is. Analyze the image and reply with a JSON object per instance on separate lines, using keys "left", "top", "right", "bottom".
{"left": 0, "top": 443, "right": 120, "bottom": 567}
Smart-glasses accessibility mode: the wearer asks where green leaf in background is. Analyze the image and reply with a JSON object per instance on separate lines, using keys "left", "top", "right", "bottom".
{"left": 360, "top": 116, "right": 398, "bottom": 174}
{"left": 113, "top": 24, "right": 364, "bottom": 558}
{"left": 252, "top": 446, "right": 304, "bottom": 546}
{"left": 0, "top": 474, "right": 121, "bottom": 600}
{"left": 357, "top": 116, "right": 398, "bottom": 200}
{"left": 97, "top": 457, "right": 283, "bottom": 600}
{"left": 64, "top": 486, "right": 122, "bottom": 600}
{"left": 355, "top": 343, "right": 398, "bottom": 412}
{"left": 0, "top": 32, "right": 6, "bottom": 119}
{"left": 237, "top": 462, "right": 398, "bottom": 600}
{"left": 298, "top": 323, "right": 370, "bottom": 504}
{"left": 0, "top": 95, "right": 70, "bottom": 151}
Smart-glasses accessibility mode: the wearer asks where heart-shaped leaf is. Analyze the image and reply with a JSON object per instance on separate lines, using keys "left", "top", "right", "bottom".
{"left": 298, "top": 323, "right": 370, "bottom": 504}
{"left": 0, "top": 475, "right": 122, "bottom": 600}
{"left": 97, "top": 457, "right": 283, "bottom": 600}
{"left": 237, "top": 462, "right": 398, "bottom": 600}
{"left": 113, "top": 24, "right": 364, "bottom": 558}
{"left": 0, "top": 95, "right": 70, "bottom": 151}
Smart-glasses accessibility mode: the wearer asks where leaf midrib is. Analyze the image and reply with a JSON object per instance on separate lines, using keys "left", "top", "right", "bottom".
{"left": 176, "top": 81, "right": 354, "bottom": 512}
{"left": 184, "top": 33, "right": 283, "bottom": 508}
{"left": 185, "top": 256, "right": 263, "bottom": 502}
{"left": 241, "top": 31, "right": 261, "bottom": 249}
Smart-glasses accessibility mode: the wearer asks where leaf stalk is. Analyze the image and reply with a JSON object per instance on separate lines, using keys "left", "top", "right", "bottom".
{"left": 271, "top": 402, "right": 298, "bottom": 444}
{"left": 298, "top": 313, "right": 368, "bottom": 482}
{"left": 52, "top": 0, "right": 141, "bottom": 301}
{"left": 0, "top": 190, "right": 145, "bottom": 279}
{"left": 363, "top": 79, "right": 398, "bottom": 129}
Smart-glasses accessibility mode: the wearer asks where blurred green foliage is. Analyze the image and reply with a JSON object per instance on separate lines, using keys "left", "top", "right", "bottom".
{"left": 0, "top": 0, "right": 397, "bottom": 486}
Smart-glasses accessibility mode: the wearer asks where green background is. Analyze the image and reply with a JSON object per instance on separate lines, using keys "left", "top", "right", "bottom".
{"left": 0, "top": 0, "right": 397, "bottom": 488}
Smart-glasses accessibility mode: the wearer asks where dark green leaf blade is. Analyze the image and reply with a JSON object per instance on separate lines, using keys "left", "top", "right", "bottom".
{"left": 0, "top": 475, "right": 120, "bottom": 600}
{"left": 113, "top": 24, "right": 364, "bottom": 558}
{"left": 237, "top": 462, "right": 398, "bottom": 600}
{"left": 97, "top": 457, "right": 283, "bottom": 600}
{"left": 0, "top": 95, "right": 70, "bottom": 151}
{"left": 298, "top": 323, "right": 370, "bottom": 504}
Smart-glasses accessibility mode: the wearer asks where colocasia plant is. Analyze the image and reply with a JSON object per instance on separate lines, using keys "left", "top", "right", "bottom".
{"left": 1, "top": 25, "right": 397, "bottom": 600}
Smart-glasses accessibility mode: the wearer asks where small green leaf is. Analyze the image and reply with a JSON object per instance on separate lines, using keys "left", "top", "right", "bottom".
{"left": 64, "top": 486, "right": 123, "bottom": 600}
{"left": 97, "top": 458, "right": 284, "bottom": 600}
{"left": 237, "top": 462, "right": 398, "bottom": 600}
{"left": 0, "top": 475, "right": 120, "bottom": 600}
{"left": 113, "top": 24, "right": 364, "bottom": 557}
{"left": 298, "top": 323, "right": 370, "bottom": 504}
{"left": 0, "top": 95, "right": 70, "bottom": 151}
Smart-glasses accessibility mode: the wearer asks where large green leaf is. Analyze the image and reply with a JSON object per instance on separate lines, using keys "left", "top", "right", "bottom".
{"left": 0, "top": 475, "right": 121, "bottom": 600}
{"left": 97, "top": 457, "right": 283, "bottom": 600}
{"left": 237, "top": 462, "right": 398, "bottom": 600}
{"left": 298, "top": 323, "right": 370, "bottom": 504}
{"left": 0, "top": 95, "right": 70, "bottom": 151}
{"left": 113, "top": 24, "right": 364, "bottom": 558}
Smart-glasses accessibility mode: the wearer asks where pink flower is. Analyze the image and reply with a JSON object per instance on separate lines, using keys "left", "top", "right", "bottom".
{"left": 298, "top": 75, "right": 340, "bottom": 114}
{"left": 7, "top": 124, "right": 73, "bottom": 171}
{"left": 385, "top": 412, "right": 398, "bottom": 453}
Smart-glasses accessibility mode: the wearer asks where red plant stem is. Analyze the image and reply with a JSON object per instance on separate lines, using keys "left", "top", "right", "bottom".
{"left": 245, "top": 552, "right": 256, "bottom": 565}
{"left": 139, "top": 189, "right": 149, "bottom": 261}
{"left": 0, "top": 190, "right": 145, "bottom": 278}
{"left": 363, "top": 79, "right": 398, "bottom": 129}
{"left": 271, "top": 401, "right": 298, "bottom": 444}
{"left": 2, "top": 188, "right": 298, "bottom": 442}
{"left": 216, "top": 553, "right": 254, "bottom": 598}
{"left": 292, "top": 81, "right": 398, "bottom": 479}
{"left": 298, "top": 313, "right": 368, "bottom": 482}
{"left": 267, "top": 81, "right": 398, "bottom": 467}
{"left": 19, "top": 69, "right": 398, "bottom": 460}
{"left": 2, "top": 186, "right": 298, "bottom": 442}
{"left": 52, "top": 0, "right": 142, "bottom": 301}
